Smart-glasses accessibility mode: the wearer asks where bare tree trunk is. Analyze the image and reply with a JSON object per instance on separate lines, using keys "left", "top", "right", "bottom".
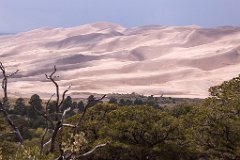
{"left": 0, "top": 62, "right": 23, "bottom": 144}
{"left": 0, "top": 62, "right": 108, "bottom": 159}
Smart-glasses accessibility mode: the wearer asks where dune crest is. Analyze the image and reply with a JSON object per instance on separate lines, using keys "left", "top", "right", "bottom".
{"left": 1, "top": 22, "right": 240, "bottom": 98}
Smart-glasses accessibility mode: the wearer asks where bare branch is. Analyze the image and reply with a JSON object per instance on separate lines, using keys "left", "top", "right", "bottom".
{"left": 40, "top": 124, "right": 49, "bottom": 155}
{"left": 61, "top": 107, "right": 71, "bottom": 123}
{"left": 33, "top": 105, "right": 54, "bottom": 129}
{"left": 59, "top": 85, "right": 72, "bottom": 111}
{"left": 7, "top": 69, "right": 19, "bottom": 77}
{"left": 62, "top": 94, "right": 107, "bottom": 159}
{"left": 45, "top": 65, "right": 60, "bottom": 113}
{"left": 44, "top": 66, "right": 107, "bottom": 159}
{"left": 43, "top": 139, "right": 52, "bottom": 149}
{"left": 46, "top": 93, "right": 55, "bottom": 111}
{"left": 44, "top": 66, "right": 74, "bottom": 154}
{"left": 43, "top": 66, "right": 65, "bottom": 154}
{"left": 45, "top": 65, "right": 57, "bottom": 79}
{"left": 76, "top": 142, "right": 109, "bottom": 158}
{"left": 36, "top": 93, "right": 55, "bottom": 155}
{"left": 0, "top": 103, "right": 24, "bottom": 144}
{"left": 62, "top": 124, "right": 76, "bottom": 128}
{"left": 0, "top": 62, "right": 7, "bottom": 103}
{"left": 0, "top": 62, "right": 24, "bottom": 144}
{"left": 0, "top": 62, "right": 5, "bottom": 71}
{"left": 75, "top": 94, "right": 106, "bottom": 127}
{"left": 48, "top": 123, "right": 62, "bottom": 153}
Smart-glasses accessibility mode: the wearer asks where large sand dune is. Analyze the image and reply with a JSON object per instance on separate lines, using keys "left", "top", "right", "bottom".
{"left": 0, "top": 22, "right": 240, "bottom": 98}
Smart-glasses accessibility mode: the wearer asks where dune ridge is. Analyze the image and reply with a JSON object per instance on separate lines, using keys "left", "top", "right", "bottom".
{"left": 0, "top": 22, "right": 240, "bottom": 98}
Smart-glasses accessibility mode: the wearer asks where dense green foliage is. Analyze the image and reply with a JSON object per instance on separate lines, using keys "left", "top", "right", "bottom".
{"left": 1, "top": 75, "right": 240, "bottom": 159}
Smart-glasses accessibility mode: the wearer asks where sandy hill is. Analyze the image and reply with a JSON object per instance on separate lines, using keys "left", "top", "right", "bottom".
{"left": 0, "top": 22, "right": 240, "bottom": 98}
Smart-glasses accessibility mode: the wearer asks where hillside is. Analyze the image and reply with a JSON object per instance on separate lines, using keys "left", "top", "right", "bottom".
{"left": 0, "top": 22, "right": 240, "bottom": 98}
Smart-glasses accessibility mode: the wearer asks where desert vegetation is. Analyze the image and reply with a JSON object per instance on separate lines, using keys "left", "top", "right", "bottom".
{"left": 0, "top": 61, "right": 240, "bottom": 159}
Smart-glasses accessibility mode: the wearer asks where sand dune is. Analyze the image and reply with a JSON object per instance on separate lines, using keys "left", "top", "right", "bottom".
{"left": 1, "top": 22, "right": 240, "bottom": 98}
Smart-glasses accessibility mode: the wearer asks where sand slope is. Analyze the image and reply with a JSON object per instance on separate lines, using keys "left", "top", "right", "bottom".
{"left": 0, "top": 22, "right": 240, "bottom": 98}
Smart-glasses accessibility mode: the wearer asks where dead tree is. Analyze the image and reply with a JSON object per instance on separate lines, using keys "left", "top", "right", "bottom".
{"left": 0, "top": 62, "right": 108, "bottom": 159}
{"left": 0, "top": 62, "right": 23, "bottom": 144}
{"left": 63, "top": 94, "right": 107, "bottom": 160}
{"left": 39, "top": 66, "right": 108, "bottom": 159}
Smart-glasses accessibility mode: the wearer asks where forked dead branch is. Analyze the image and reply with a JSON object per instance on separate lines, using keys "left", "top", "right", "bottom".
{"left": 0, "top": 62, "right": 23, "bottom": 144}
{"left": 0, "top": 62, "right": 108, "bottom": 159}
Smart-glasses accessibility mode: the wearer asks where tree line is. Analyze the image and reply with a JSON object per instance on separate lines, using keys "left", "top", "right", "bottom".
{"left": 0, "top": 61, "right": 240, "bottom": 159}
